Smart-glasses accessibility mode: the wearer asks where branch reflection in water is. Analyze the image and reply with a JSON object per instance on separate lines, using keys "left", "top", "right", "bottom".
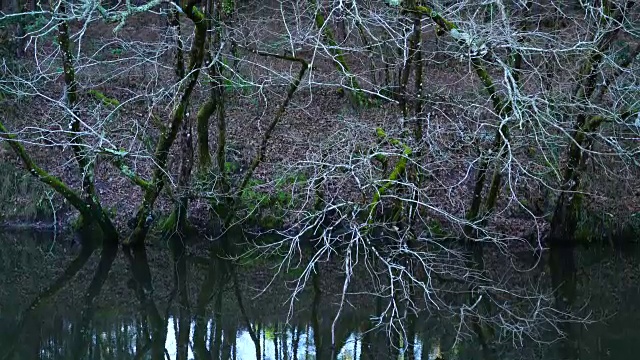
{"left": 1, "top": 231, "right": 639, "bottom": 360}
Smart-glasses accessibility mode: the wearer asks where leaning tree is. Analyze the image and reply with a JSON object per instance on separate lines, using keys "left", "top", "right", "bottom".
{"left": 1, "top": 0, "right": 638, "bottom": 356}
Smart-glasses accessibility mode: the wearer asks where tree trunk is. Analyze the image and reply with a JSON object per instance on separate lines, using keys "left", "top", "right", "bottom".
{"left": 549, "top": 2, "right": 627, "bottom": 245}
{"left": 128, "top": 5, "right": 208, "bottom": 245}
{"left": 309, "top": 0, "right": 367, "bottom": 107}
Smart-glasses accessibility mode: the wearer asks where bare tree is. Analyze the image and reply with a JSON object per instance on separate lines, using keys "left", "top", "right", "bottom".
{"left": 1, "top": 0, "right": 638, "bottom": 355}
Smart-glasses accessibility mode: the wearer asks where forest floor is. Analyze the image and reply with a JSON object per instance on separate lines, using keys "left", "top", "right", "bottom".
{"left": 1, "top": 6, "right": 639, "bottom": 246}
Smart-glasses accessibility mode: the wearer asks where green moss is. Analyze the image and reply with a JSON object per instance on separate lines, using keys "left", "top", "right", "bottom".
{"left": 235, "top": 172, "right": 310, "bottom": 229}
{"left": 260, "top": 214, "right": 283, "bottom": 229}
{"left": 573, "top": 208, "right": 640, "bottom": 246}
{"left": 87, "top": 89, "right": 120, "bottom": 107}
{"left": 0, "top": 163, "right": 55, "bottom": 222}
{"left": 285, "top": 266, "right": 305, "bottom": 279}
{"left": 159, "top": 210, "right": 178, "bottom": 236}
{"left": 366, "top": 127, "right": 413, "bottom": 228}
{"left": 427, "top": 220, "right": 447, "bottom": 238}
{"left": 224, "top": 161, "right": 240, "bottom": 174}
{"left": 309, "top": 0, "right": 367, "bottom": 107}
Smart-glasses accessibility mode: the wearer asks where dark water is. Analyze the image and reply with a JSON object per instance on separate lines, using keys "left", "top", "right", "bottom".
{"left": 0, "top": 231, "right": 639, "bottom": 360}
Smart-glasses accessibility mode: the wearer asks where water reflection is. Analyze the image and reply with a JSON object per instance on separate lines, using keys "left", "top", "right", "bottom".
{"left": 0, "top": 233, "right": 451, "bottom": 360}
{"left": 549, "top": 245, "right": 579, "bottom": 360}
{"left": 161, "top": 318, "right": 448, "bottom": 360}
{"left": 1, "top": 231, "right": 116, "bottom": 360}
{"left": 1, "top": 231, "right": 639, "bottom": 359}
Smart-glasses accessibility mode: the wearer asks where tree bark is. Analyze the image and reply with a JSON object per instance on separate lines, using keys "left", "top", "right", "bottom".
{"left": 128, "top": 3, "right": 208, "bottom": 245}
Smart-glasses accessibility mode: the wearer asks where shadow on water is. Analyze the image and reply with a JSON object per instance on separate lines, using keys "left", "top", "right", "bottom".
{"left": 1, "top": 230, "right": 640, "bottom": 359}
{"left": 549, "top": 244, "right": 579, "bottom": 360}
{"left": 0, "top": 231, "right": 117, "bottom": 360}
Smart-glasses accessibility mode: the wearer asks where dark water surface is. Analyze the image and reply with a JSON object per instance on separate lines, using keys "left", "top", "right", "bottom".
{"left": 0, "top": 231, "right": 639, "bottom": 360}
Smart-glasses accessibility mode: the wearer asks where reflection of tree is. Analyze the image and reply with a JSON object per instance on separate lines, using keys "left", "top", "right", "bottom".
{"left": 193, "top": 247, "right": 233, "bottom": 360}
{"left": 231, "top": 260, "right": 261, "bottom": 359}
{"left": 405, "top": 314, "right": 417, "bottom": 360}
{"left": 292, "top": 324, "right": 302, "bottom": 360}
{"left": 169, "top": 235, "right": 190, "bottom": 360}
{"left": 192, "top": 242, "right": 262, "bottom": 359}
{"left": 212, "top": 286, "right": 223, "bottom": 357}
{"left": 1, "top": 246, "right": 93, "bottom": 359}
{"left": 549, "top": 246, "right": 579, "bottom": 360}
{"left": 2, "top": 234, "right": 120, "bottom": 359}
{"left": 70, "top": 239, "right": 118, "bottom": 356}
{"left": 359, "top": 321, "right": 374, "bottom": 360}
{"left": 124, "top": 244, "right": 170, "bottom": 359}
{"left": 420, "top": 332, "right": 431, "bottom": 360}
{"left": 192, "top": 248, "right": 218, "bottom": 359}
{"left": 7, "top": 233, "right": 584, "bottom": 359}
{"left": 221, "top": 319, "right": 238, "bottom": 360}
{"left": 311, "top": 265, "right": 328, "bottom": 360}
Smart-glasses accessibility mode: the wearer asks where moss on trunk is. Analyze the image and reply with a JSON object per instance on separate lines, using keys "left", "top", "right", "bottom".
{"left": 222, "top": 53, "right": 309, "bottom": 232}
{"left": 309, "top": 0, "right": 367, "bottom": 107}
{"left": 0, "top": 121, "right": 118, "bottom": 240}
{"left": 196, "top": 98, "right": 215, "bottom": 170}
{"left": 549, "top": 3, "right": 628, "bottom": 245}
{"left": 53, "top": 4, "right": 119, "bottom": 239}
{"left": 127, "top": 4, "right": 208, "bottom": 246}
{"left": 399, "top": 0, "right": 423, "bottom": 125}
{"left": 367, "top": 128, "right": 412, "bottom": 223}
